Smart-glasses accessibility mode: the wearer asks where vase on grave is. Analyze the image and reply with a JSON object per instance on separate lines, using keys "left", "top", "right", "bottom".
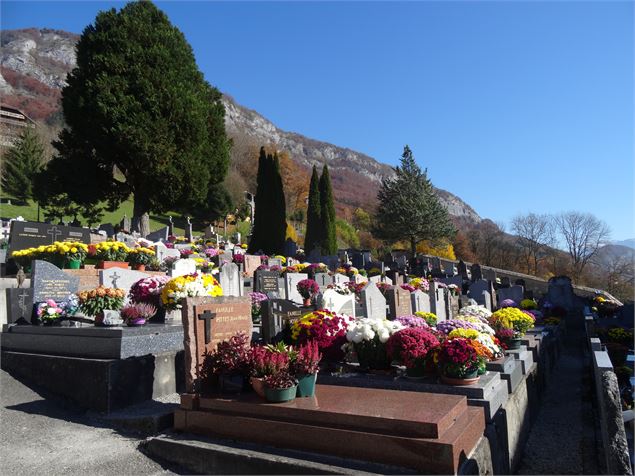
{"left": 296, "top": 373, "right": 317, "bottom": 397}
{"left": 97, "top": 261, "right": 129, "bottom": 270}
{"left": 67, "top": 259, "right": 82, "bottom": 269}
{"left": 250, "top": 377, "right": 266, "bottom": 398}
{"left": 303, "top": 298, "right": 312, "bottom": 307}
{"left": 503, "top": 338, "right": 522, "bottom": 350}
{"left": 132, "top": 264, "right": 145, "bottom": 271}
{"left": 265, "top": 384, "right": 298, "bottom": 403}
{"left": 440, "top": 366, "right": 479, "bottom": 386}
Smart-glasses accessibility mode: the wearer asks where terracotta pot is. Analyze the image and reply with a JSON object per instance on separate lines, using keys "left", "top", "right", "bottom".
{"left": 98, "top": 261, "right": 129, "bottom": 270}
{"left": 441, "top": 374, "right": 480, "bottom": 386}
{"left": 250, "top": 377, "right": 266, "bottom": 398}
{"left": 303, "top": 298, "right": 312, "bottom": 307}
{"left": 133, "top": 264, "right": 145, "bottom": 271}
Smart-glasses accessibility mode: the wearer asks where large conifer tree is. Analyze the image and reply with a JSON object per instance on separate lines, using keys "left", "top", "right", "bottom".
{"left": 271, "top": 153, "right": 287, "bottom": 254}
{"left": 319, "top": 165, "right": 337, "bottom": 255}
{"left": 303, "top": 165, "right": 322, "bottom": 254}
{"left": 373, "top": 145, "right": 455, "bottom": 258}
{"left": 248, "top": 147, "right": 269, "bottom": 253}
{"left": 1, "top": 127, "right": 45, "bottom": 203}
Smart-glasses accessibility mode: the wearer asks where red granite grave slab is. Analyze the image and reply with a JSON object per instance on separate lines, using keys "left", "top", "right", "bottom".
{"left": 196, "top": 384, "right": 467, "bottom": 439}
{"left": 174, "top": 385, "right": 486, "bottom": 474}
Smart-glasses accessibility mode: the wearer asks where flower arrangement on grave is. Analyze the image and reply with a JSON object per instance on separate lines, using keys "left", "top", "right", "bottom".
{"left": 204, "top": 247, "right": 219, "bottom": 258}
{"left": 297, "top": 278, "right": 319, "bottom": 304}
{"left": 414, "top": 311, "right": 438, "bottom": 327}
{"left": 12, "top": 241, "right": 89, "bottom": 268}
{"left": 232, "top": 253, "right": 244, "bottom": 264}
{"left": 36, "top": 299, "right": 65, "bottom": 324}
{"left": 386, "top": 327, "right": 440, "bottom": 376}
{"left": 436, "top": 337, "right": 481, "bottom": 381}
{"left": 499, "top": 299, "right": 517, "bottom": 308}
{"left": 94, "top": 241, "right": 132, "bottom": 263}
{"left": 249, "top": 291, "right": 268, "bottom": 321}
{"left": 129, "top": 275, "right": 171, "bottom": 308}
{"left": 519, "top": 299, "right": 538, "bottom": 310}
{"left": 346, "top": 281, "right": 366, "bottom": 297}
{"left": 78, "top": 286, "right": 126, "bottom": 317}
{"left": 127, "top": 246, "right": 155, "bottom": 269}
{"left": 447, "top": 328, "right": 501, "bottom": 366}
{"left": 344, "top": 318, "right": 404, "bottom": 370}
{"left": 326, "top": 282, "right": 352, "bottom": 295}
{"left": 376, "top": 282, "right": 391, "bottom": 295}
{"left": 458, "top": 305, "right": 491, "bottom": 322}
{"left": 436, "top": 319, "right": 484, "bottom": 335}
{"left": 120, "top": 302, "right": 157, "bottom": 326}
{"left": 489, "top": 307, "right": 535, "bottom": 339}
{"left": 450, "top": 315, "right": 495, "bottom": 335}
{"left": 200, "top": 332, "right": 250, "bottom": 394}
{"left": 447, "top": 284, "right": 460, "bottom": 296}
{"left": 408, "top": 277, "right": 430, "bottom": 292}
{"left": 396, "top": 315, "right": 431, "bottom": 328}
{"left": 290, "top": 309, "right": 351, "bottom": 362}
{"left": 307, "top": 263, "right": 328, "bottom": 273}
{"left": 179, "top": 248, "right": 194, "bottom": 259}
{"left": 400, "top": 283, "right": 416, "bottom": 292}
{"left": 345, "top": 266, "right": 359, "bottom": 277}
{"left": 293, "top": 341, "right": 322, "bottom": 376}
{"left": 241, "top": 244, "right": 247, "bottom": 249}
{"left": 160, "top": 273, "right": 223, "bottom": 311}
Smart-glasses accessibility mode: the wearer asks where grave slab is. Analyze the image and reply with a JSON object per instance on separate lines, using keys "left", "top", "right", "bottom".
{"left": 486, "top": 356, "right": 524, "bottom": 394}
{"left": 505, "top": 346, "right": 534, "bottom": 374}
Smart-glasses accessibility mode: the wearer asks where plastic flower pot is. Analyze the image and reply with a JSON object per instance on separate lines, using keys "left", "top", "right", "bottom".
{"left": 296, "top": 373, "right": 317, "bottom": 397}
{"left": 265, "top": 385, "right": 297, "bottom": 403}
{"left": 250, "top": 377, "right": 266, "bottom": 398}
{"left": 126, "top": 318, "right": 146, "bottom": 327}
{"left": 505, "top": 338, "right": 522, "bottom": 350}
{"left": 67, "top": 259, "right": 82, "bottom": 270}
{"left": 441, "top": 367, "right": 479, "bottom": 386}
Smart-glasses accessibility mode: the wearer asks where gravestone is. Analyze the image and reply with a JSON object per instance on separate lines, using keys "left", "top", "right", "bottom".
{"left": 254, "top": 270, "right": 281, "bottom": 297}
{"left": 262, "top": 299, "right": 304, "bottom": 343}
{"left": 268, "top": 257, "right": 282, "bottom": 268}
{"left": 499, "top": 277, "right": 511, "bottom": 288}
{"left": 411, "top": 289, "right": 431, "bottom": 314}
{"left": 470, "top": 264, "right": 483, "bottom": 282}
{"left": 468, "top": 279, "right": 493, "bottom": 311}
{"left": 306, "top": 248, "right": 322, "bottom": 264}
{"left": 354, "top": 274, "right": 368, "bottom": 284}
{"left": 484, "top": 268, "right": 497, "bottom": 283}
{"left": 319, "top": 289, "right": 356, "bottom": 318}
{"left": 98, "top": 223, "right": 115, "bottom": 237}
{"left": 457, "top": 261, "right": 469, "bottom": 280}
{"left": 442, "top": 260, "right": 456, "bottom": 276}
{"left": 322, "top": 255, "right": 340, "bottom": 271}
{"left": 120, "top": 214, "right": 131, "bottom": 232}
{"left": 446, "top": 293, "right": 460, "bottom": 320}
{"left": 146, "top": 227, "right": 169, "bottom": 242}
{"left": 99, "top": 268, "right": 150, "bottom": 303}
{"left": 285, "top": 272, "right": 309, "bottom": 305}
{"left": 431, "top": 257, "right": 443, "bottom": 276}
{"left": 333, "top": 273, "right": 349, "bottom": 285}
{"left": 115, "top": 232, "right": 137, "bottom": 247}
{"left": 6, "top": 288, "right": 34, "bottom": 323}
{"left": 386, "top": 270, "right": 404, "bottom": 286}
{"left": 395, "top": 255, "right": 408, "bottom": 271}
{"left": 181, "top": 296, "right": 252, "bottom": 392}
{"left": 168, "top": 216, "right": 175, "bottom": 237}
{"left": 243, "top": 255, "right": 262, "bottom": 276}
{"left": 387, "top": 286, "right": 412, "bottom": 319}
{"left": 361, "top": 282, "right": 386, "bottom": 321}
{"left": 498, "top": 285, "right": 524, "bottom": 306}
{"left": 184, "top": 217, "right": 193, "bottom": 242}
{"left": 351, "top": 251, "right": 365, "bottom": 269}
{"left": 314, "top": 273, "right": 332, "bottom": 291}
{"left": 283, "top": 238, "right": 298, "bottom": 258}
{"left": 7, "top": 221, "right": 91, "bottom": 257}
{"left": 203, "top": 225, "right": 215, "bottom": 240}
{"left": 429, "top": 282, "right": 447, "bottom": 322}
{"left": 156, "top": 244, "right": 180, "bottom": 263}
{"left": 383, "top": 276, "right": 393, "bottom": 286}
{"left": 337, "top": 250, "right": 349, "bottom": 264}
{"left": 547, "top": 276, "right": 575, "bottom": 311}
{"left": 369, "top": 275, "right": 382, "bottom": 284}
{"left": 219, "top": 262, "right": 243, "bottom": 297}
{"left": 31, "top": 260, "right": 80, "bottom": 303}
{"left": 0, "top": 249, "right": 6, "bottom": 264}
{"left": 440, "top": 275, "right": 463, "bottom": 288}
{"left": 170, "top": 259, "right": 197, "bottom": 277}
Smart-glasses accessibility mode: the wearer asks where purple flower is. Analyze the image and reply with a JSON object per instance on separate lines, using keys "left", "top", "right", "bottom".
{"left": 500, "top": 299, "right": 517, "bottom": 308}
{"left": 396, "top": 315, "right": 430, "bottom": 328}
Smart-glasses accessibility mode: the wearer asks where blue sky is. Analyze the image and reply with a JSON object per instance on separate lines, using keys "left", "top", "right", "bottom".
{"left": 3, "top": 1, "right": 634, "bottom": 240}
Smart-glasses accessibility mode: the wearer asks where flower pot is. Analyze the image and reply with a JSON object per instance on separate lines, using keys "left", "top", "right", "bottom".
{"left": 250, "top": 377, "right": 266, "bottom": 398}
{"left": 67, "top": 259, "right": 82, "bottom": 269}
{"left": 126, "top": 318, "right": 146, "bottom": 327}
{"left": 505, "top": 338, "right": 522, "bottom": 350}
{"left": 296, "top": 373, "right": 317, "bottom": 397}
{"left": 219, "top": 374, "right": 244, "bottom": 394}
{"left": 94, "top": 312, "right": 104, "bottom": 326}
{"left": 265, "top": 385, "right": 297, "bottom": 403}
{"left": 98, "top": 261, "right": 129, "bottom": 270}
{"left": 441, "top": 367, "right": 479, "bottom": 386}
{"left": 132, "top": 264, "right": 146, "bottom": 271}
{"left": 303, "top": 298, "right": 312, "bottom": 307}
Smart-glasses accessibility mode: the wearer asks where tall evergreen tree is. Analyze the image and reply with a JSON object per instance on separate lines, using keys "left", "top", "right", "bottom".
{"left": 1, "top": 127, "right": 45, "bottom": 203}
{"left": 39, "top": 1, "right": 231, "bottom": 236}
{"left": 304, "top": 165, "right": 322, "bottom": 254}
{"left": 272, "top": 153, "right": 287, "bottom": 254}
{"left": 248, "top": 147, "right": 269, "bottom": 253}
{"left": 319, "top": 164, "right": 337, "bottom": 255}
{"left": 373, "top": 145, "right": 455, "bottom": 258}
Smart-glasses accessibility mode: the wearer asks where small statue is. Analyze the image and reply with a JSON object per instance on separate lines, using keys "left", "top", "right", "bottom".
{"left": 16, "top": 266, "right": 26, "bottom": 288}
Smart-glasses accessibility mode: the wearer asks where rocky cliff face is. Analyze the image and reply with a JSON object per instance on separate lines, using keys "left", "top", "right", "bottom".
{"left": 0, "top": 28, "right": 481, "bottom": 223}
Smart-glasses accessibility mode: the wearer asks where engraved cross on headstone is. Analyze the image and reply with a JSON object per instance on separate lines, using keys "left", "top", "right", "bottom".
{"left": 327, "top": 296, "right": 335, "bottom": 309}
{"left": 110, "top": 271, "right": 121, "bottom": 289}
{"left": 1, "top": 228, "right": 9, "bottom": 240}
{"left": 198, "top": 310, "right": 217, "bottom": 345}
{"left": 17, "top": 290, "right": 29, "bottom": 316}
{"left": 47, "top": 225, "right": 62, "bottom": 243}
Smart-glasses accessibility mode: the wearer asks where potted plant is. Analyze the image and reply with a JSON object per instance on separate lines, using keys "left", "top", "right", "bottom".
{"left": 200, "top": 333, "right": 250, "bottom": 394}
{"left": 414, "top": 311, "right": 438, "bottom": 327}
{"left": 296, "top": 279, "right": 319, "bottom": 307}
{"left": 127, "top": 246, "right": 155, "bottom": 271}
{"left": 160, "top": 273, "right": 223, "bottom": 311}
{"left": 386, "top": 327, "right": 440, "bottom": 378}
{"left": 247, "top": 346, "right": 290, "bottom": 398}
{"left": 489, "top": 307, "right": 535, "bottom": 350}
{"left": 120, "top": 302, "right": 157, "bottom": 326}
{"left": 263, "top": 371, "right": 298, "bottom": 403}
{"left": 437, "top": 338, "right": 481, "bottom": 385}
{"left": 291, "top": 310, "right": 352, "bottom": 364}
{"left": 78, "top": 285, "right": 126, "bottom": 325}
{"left": 344, "top": 318, "right": 404, "bottom": 371}
{"left": 293, "top": 341, "right": 321, "bottom": 397}
{"left": 35, "top": 299, "right": 66, "bottom": 326}
{"left": 94, "top": 241, "right": 131, "bottom": 269}
{"left": 248, "top": 291, "right": 268, "bottom": 324}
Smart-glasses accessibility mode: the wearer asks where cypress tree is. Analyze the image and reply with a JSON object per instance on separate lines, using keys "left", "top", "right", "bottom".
{"left": 319, "top": 164, "right": 337, "bottom": 255}
{"left": 248, "top": 147, "right": 269, "bottom": 253}
{"left": 1, "top": 127, "right": 45, "bottom": 203}
{"left": 304, "top": 165, "right": 322, "bottom": 254}
{"left": 272, "top": 153, "right": 287, "bottom": 254}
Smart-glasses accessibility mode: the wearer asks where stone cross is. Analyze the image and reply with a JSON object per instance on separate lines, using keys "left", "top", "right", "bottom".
{"left": 168, "top": 216, "right": 175, "bottom": 236}
{"left": 109, "top": 271, "right": 121, "bottom": 289}
{"left": 18, "top": 289, "right": 29, "bottom": 316}
{"left": 198, "top": 309, "right": 217, "bottom": 345}
{"left": 46, "top": 225, "right": 62, "bottom": 243}
{"left": 1, "top": 228, "right": 9, "bottom": 240}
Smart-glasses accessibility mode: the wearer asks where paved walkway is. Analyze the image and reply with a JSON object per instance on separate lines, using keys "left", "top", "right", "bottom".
{"left": 516, "top": 323, "right": 600, "bottom": 474}
{"left": 0, "top": 369, "right": 180, "bottom": 476}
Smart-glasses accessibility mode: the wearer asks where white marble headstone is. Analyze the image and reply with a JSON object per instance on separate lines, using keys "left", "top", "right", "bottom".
{"left": 170, "top": 258, "right": 197, "bottom": 277}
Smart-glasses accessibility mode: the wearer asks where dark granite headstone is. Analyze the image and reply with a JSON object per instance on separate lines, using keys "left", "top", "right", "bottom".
{"left": 6, "top": 288, "right": 34, "bottom": 323}
{"left": 254, "top": 270, "right": 281, "bottom": 296}
{"left": 351, "top": 251, "right": 365, "bottom": 269}
{"left": 98, "top": 223, "right": 115, "bottom": 237}
{"left": 262, "top": 299, "right": 305, "bottom": 342}
{"left": 500, "top": 277, "right": 511, "bottom": 288}
{"left": 146, "top": 226, "right": 169, "bottom": 242}
{"left": 458, "top": 260, "right": 468, "bottom": 279}
{"left": 7, "top": 221, "right": 91, "bottom": 257}
{"left": 31, "top": 260, "right": 80, "bottom": 303}
{"left": 470, "top": 264, "right": 483, "bottom": 282}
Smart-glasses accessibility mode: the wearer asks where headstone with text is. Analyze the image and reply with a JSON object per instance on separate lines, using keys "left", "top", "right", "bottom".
{"left": 219, "top": 262, "right": 243, "bottom": 297}
{"left": 387, "top": 286, "right": 412, "bottom": 319}
{"left": 7, "top": 221, "right": 91, "bottom": 257}
{"left": 411, "top": 289, "right": 431, "bottom": 314}
{"left": 254, "top": 270, "right": 281, "bottom": 297}
{"left": 31, "top": 260, "right": 80, "bottom": 303}
{"left": 262, "top": 299, "right": 304, "bottom": 342}
{"left": 99, "top": 268, "right": 150, "bottom": 304}
{"left": 361, "top": 282, "right": 386, "bottom": 321}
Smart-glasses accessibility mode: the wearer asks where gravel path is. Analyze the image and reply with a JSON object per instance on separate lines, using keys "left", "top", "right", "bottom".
{"left": 0, "top": 369, "right": 180, "bottom": 476}
{"left": 516, "top": 325, "right": 600, "bottom": 475}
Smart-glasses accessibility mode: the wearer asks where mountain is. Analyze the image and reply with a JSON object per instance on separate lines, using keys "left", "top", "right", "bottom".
{"left": 0, "top": 28, "right": 481, "bottom": 223}
{"left": 612, "top": 239, "right": 635, "bottom": 250}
